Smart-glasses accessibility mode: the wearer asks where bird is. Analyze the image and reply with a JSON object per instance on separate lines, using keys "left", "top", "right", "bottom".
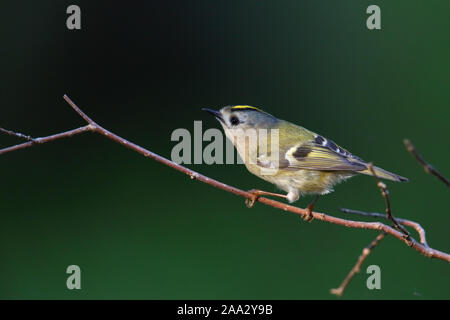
{"left": 202, "top": 105, "right": 408, "bottom": 220}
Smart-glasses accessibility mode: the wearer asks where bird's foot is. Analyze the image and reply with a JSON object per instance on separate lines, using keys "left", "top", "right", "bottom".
{"left": 245, "top": 189, "right": 259, "bottom": 208}
{"left": 245, "top": 189, "right": 288, "bottom": 208}
{"left": 302, "top": 195, "right": 319, "bottom": 222}
{"left": 303, "top": 207, "right": 314, "bottom": 222}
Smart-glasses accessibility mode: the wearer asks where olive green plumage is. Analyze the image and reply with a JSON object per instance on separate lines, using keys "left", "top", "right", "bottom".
{"left": 203, "top": 105, "right": 407, "bottom": 203}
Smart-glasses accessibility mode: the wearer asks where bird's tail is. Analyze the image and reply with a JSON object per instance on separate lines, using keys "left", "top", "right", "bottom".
{"left": 359, "top": 165, "right": 408, "bottom": 182}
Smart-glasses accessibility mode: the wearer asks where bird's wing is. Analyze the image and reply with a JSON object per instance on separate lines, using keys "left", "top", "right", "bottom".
{"left": 257, "top": 133, "right": 367, "bottom": 172}
{"left": 285, "top": 135, "right": 367, "bottom": 171}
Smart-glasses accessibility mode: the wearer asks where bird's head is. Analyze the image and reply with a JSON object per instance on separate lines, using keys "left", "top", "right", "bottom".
{"left": 202, "top": 105, "right": 278, "bottom": 132}
{"left": 202, "top": 105, "right": 280, "bottom": 163}
{"left": 202, "top": 105, "right": 282, "bottom": 175}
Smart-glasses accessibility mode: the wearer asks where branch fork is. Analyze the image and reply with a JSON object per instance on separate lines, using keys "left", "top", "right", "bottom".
{"left": 1, "top": 95, "right": 449, "bottom": 297}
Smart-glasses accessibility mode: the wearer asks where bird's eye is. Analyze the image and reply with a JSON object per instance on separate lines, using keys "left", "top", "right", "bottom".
{"left": 230, "top": 116, "right": 240, "bottom": 126}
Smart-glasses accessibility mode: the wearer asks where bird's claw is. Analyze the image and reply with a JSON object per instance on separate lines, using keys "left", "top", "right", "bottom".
{"left": 302, "top": 207, "right": 314, "bottom": 222}
{"left": 245, "top": 189, "right": 259, "bottom": 208}
{"left": 302, "top": 195, "right": 318, "bottom": 222}
{"left": 303, "top": 213, "right": 314, "bottom": 222}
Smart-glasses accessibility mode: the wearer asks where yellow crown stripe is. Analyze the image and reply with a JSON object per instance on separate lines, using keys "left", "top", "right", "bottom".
{"left": 231, "top": 105, "right": 261, "bottom": 112}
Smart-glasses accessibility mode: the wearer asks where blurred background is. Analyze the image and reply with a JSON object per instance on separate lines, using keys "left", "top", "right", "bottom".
{"left": 0, "top": 0, "right": 448, "bottom": 299}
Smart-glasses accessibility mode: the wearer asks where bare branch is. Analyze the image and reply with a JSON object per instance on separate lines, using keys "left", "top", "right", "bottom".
{"left": 340, "top": 208, "right": 428, "bottom": 246}
{"left": 368, "top": 163, "right": 410, "bottom": 238}
{"left": 1, "top": 96, "right": 449, "bottom": 279}
{"left": 0, "top": 127, "right": 35, "bottom": 142}
{"left": 0, "top": 125, "right": 93, "bottom": 156}
{"left": 330, "top": 233, "right": 386, "bottom": 297}
{"left": 332, "top": 149, "right": 447, "bottom": 296}
{"left": 63, "top": 95, "right": 97, "bottom": 126}
{"left": 404, "top": 139, "right": 449, "bottom": 187}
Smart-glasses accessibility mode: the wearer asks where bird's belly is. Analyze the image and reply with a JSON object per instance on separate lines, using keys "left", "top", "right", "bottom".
{"left": 247, "top": 165, "right": 354, "bottom": 195}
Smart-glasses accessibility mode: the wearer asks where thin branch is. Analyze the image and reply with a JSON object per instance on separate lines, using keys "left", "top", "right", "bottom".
{"left": 368, "top": 163, "right": 410, "bottom": 238}
{"left": 332, "top": 162, "right": 415, "bottom": 297}
{"left": 340, "top": 208, "right": 428, "bottom": 246}
{"left": 63, "top": 95, "right": 98, "bottom": 126}
{"left": 0, "top": 126, "right": 93, "bottom": 156}
{"left": 404, "top": 139, "right": 449, "bottom": 187}
{"left": 332, "top": 140, "right": 449, "bottom": 297}
{"left": 331, "top": 161, "right": 427, "bottom": 297}
{"left": 1, "top": 96, "right": 449, "bottom": 267}
{"left": 330, "top": 233, "right": 386, "bottom": 297}
{"left": 0, "top": 127, "right": 35, "bottom": 142}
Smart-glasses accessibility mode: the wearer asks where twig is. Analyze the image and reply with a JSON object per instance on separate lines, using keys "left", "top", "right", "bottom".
{"left": 0, "top": 126, "right": 93, "bottom": 156}
{"left": 404, "top": 139, "right": 449, "bottom": 187}
{"left": 340, "top": 208, "right": 428, "bottom": 246}
{"left": 331, "top": 163, "right": 413, "bottom": 297}
{"left": 368, "top": 163, "right": 410, "bottom": 238}
{"left": 332, "top": 141, "right": 449, "bottom": 296}
{"left": 1, "top": 96, "right": 449, "bottom": 268}
{"left": 0, "top": 127, "right": 35, "bottom": 142}
{"left": 330, "top": 233, "right": 386, "bottom": 297}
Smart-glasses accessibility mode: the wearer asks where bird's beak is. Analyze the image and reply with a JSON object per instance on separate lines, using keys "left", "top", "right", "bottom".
{"left": 202, "top": 108, "right": 224, "bottom": 123}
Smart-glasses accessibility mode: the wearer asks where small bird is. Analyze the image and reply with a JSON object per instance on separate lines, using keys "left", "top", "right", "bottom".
{"left": 203, "top": 105, "right": 408, "bottom": 220}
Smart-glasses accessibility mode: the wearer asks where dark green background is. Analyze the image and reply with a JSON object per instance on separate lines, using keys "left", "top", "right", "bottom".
{"left": 0, "top": 1, "right": 448, "bottom": 299}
